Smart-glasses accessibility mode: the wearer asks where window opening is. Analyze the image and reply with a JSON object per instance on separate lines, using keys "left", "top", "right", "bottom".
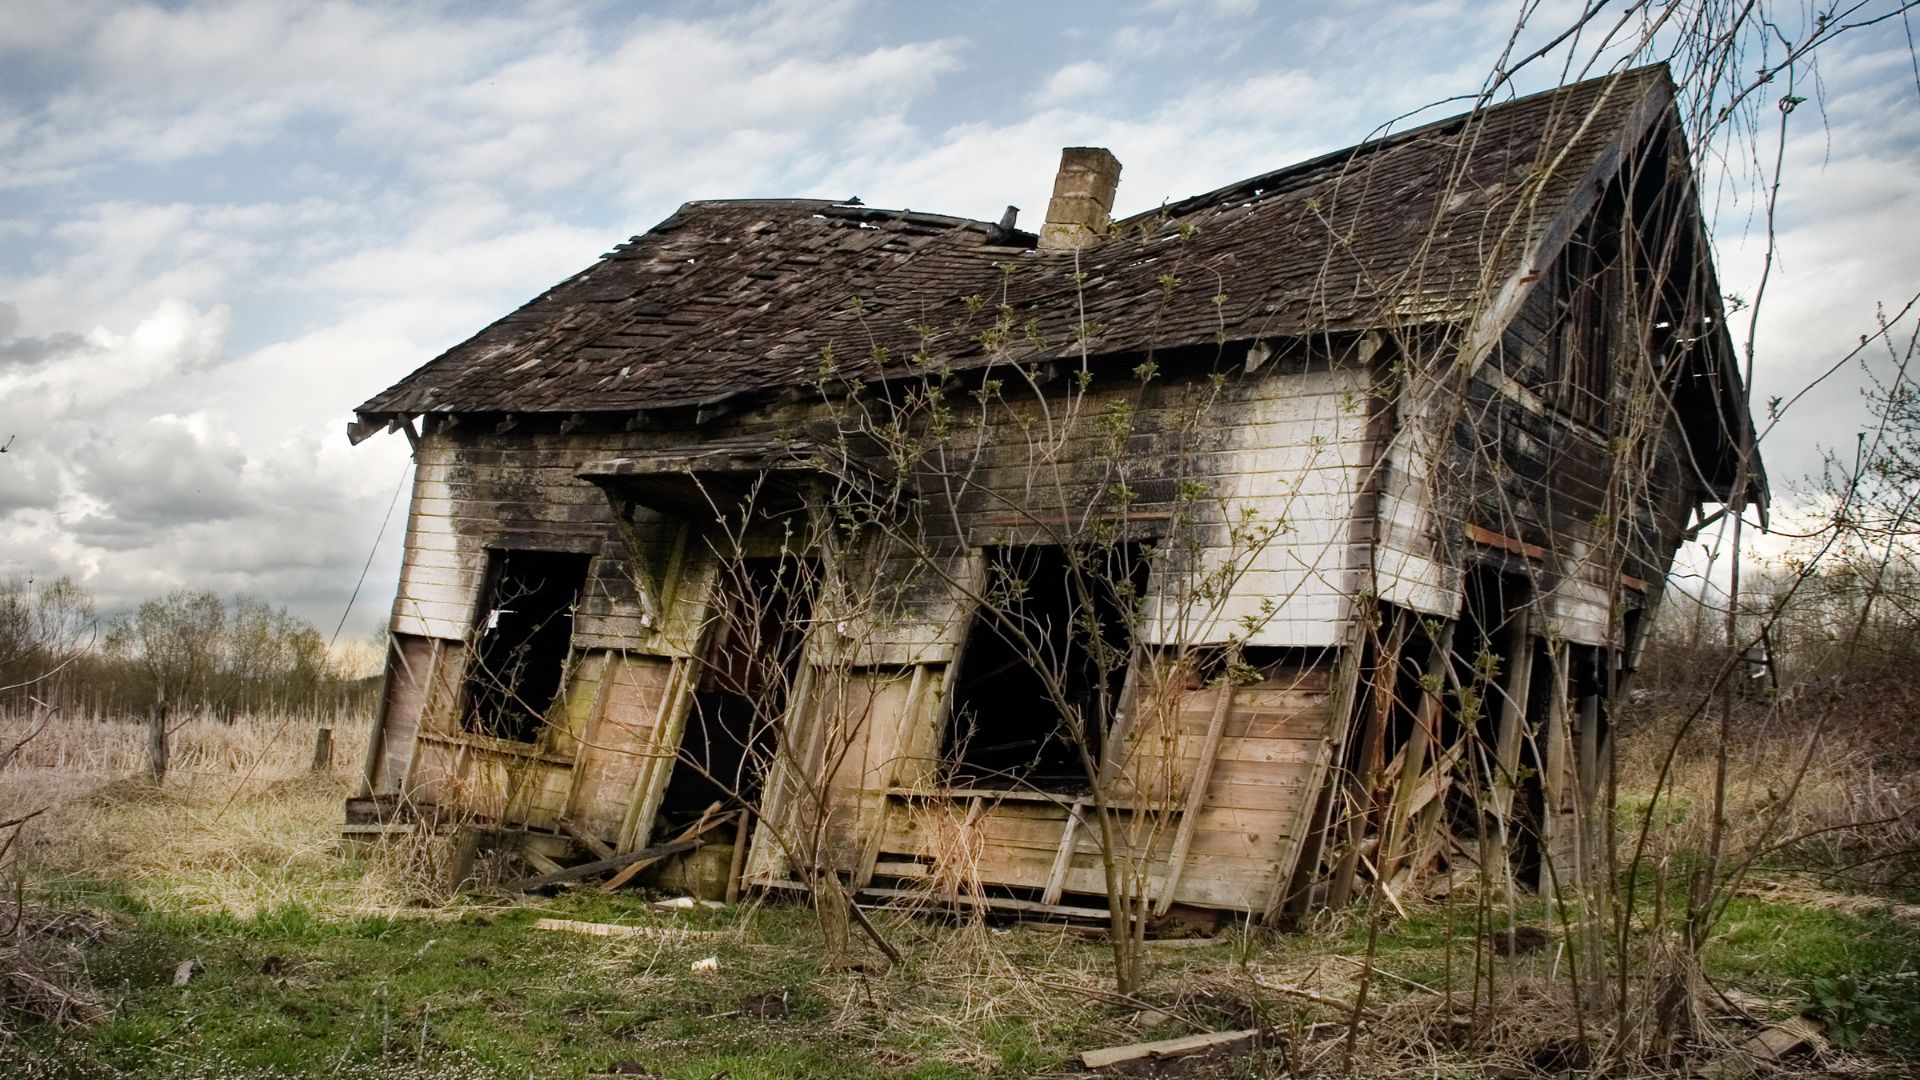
{"left": 657, "top": 555, "right": 817, "bottom": 830}
{"left": 944, "top": 544, "right": 1148, "bottom": 792}
{"left": 462, "top": 549, "right": 592, "bottom": 743}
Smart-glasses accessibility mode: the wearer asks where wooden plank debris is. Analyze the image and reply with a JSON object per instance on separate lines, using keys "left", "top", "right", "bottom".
{"left": 532, "top": 917, "right": 719, "bottom": 940}
{"left": 559, "top": 818, "right": 615, "bottom": 861}
{"left": 600, "top": 804, "right": 735, "bottom": 893}
{"left": 502, "top": 837, "right": 703, "bottom": 893}
{"left": 1737, "top": 1016, "right": 1826, "bottom": 1062}
{"left": 1080, "top": 1029, "right": 1260, "bottom": 1069}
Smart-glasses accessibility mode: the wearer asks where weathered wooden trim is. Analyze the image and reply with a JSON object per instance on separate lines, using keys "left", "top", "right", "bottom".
{"left": 1463, "top": 523, "right": 1546, "bottom": 562}
{"left": 1154, "top": 676, "right": 1236, "bottom": 915}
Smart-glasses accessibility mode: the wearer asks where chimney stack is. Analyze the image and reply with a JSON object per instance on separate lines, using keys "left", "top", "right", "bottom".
{"left": 1039, "top": 147, "right": 1121, "bottom": 252}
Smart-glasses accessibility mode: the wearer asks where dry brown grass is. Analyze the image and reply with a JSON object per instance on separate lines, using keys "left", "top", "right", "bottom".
{"left": 1616, "top": 681, "right": 1920, "bottom": 895}
{"left": 0, "top": 709, "right": 471, "bottom": 920}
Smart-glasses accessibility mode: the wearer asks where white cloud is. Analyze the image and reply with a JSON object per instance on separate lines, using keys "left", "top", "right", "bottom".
{"left": 0, "top": 0, "right": 1913, "bottom": 633}
{"left": 1034, "top": 61, "right": 1113, "bottom": 107}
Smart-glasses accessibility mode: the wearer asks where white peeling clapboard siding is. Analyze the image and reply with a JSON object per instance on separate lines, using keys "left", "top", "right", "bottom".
{"left": 1141, "top": 365, "right": 1376, "bottom": 647}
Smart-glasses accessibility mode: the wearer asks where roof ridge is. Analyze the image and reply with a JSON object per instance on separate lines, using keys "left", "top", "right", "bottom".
{"left": 1124, "top": 63, "right": 1669, "bottom": 226}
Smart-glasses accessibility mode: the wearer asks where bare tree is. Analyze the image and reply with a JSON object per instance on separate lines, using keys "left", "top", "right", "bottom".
{"left": 106, "top": 589, "right": 225, "bottom": 782}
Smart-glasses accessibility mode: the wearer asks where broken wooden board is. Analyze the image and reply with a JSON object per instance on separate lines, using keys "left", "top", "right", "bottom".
{"left": 1080, "top": 1029, "right": 1260, "bottom": 1069}
{"left": 600, "top": 808, "right": 737, "bottom": 893}
{"left": 1737, "top": 1016, "right": 1826, "bottom": 1062}
{"left": 532, "top": 918, "right": 718, "bottom": 940}
{"left": 501, "top": 837, "right": 703, "bottom": 893}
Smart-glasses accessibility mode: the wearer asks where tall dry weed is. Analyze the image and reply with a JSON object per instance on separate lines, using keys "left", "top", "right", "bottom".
{"left": 0, "top": 709, "right": 472, "bottom": 919}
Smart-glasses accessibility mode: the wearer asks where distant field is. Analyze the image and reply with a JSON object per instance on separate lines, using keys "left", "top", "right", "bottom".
{"left": 1, "top": 706, "right": 1915, "bottom": 1079}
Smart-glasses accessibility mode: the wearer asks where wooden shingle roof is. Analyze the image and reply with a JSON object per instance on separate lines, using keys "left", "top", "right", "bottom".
{"left": 357, "top": 65, "right": 1674, "bottom": 424}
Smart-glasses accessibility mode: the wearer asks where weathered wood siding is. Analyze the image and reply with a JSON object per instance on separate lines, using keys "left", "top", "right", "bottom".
{"left": 846, "top": 656, "right": 1340, "bottom": 913}
{"left": 1368, "top": 238, "right": 1703, "bottom": 645}
{"left": 369, "top": 633, "right": 435, "bottom": 795}
{"left": 566, "top": 652, "right": 680, "bottom": 844}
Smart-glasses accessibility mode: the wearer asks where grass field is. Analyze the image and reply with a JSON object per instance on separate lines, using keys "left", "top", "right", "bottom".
{"left": 2, "top": 710, "right": 1916, "bottom": 1078}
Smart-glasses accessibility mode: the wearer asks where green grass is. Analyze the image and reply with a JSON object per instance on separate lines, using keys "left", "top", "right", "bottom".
{"left": 10, "top": 842, "right": 1920, "bottom": 1078}
{"left": 12, "top": 887, "right": 1139, "bottom": 1080}
{"left": 1708, "top": 896, "right": 1920, "bottom": 1055}
{"left": 13, "top": 879, "right": 1920, "bottom": 1078}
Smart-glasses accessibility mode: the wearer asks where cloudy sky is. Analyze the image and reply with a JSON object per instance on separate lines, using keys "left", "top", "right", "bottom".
{"left": 1, "top": 0, "right": 1916, "bottom": 638}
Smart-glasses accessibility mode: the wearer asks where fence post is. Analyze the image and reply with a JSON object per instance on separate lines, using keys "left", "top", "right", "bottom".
{"left": 311, "top": 726, "right": 333, "bottom": 772}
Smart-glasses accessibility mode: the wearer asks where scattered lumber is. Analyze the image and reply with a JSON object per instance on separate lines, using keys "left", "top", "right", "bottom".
{"left": 558, "top": 818, "right": 615, "bottom": 861}
{"left": 600, "top": 805, "right": 736, "bottom": 893}
{"left": 501, "top": 837, "right": 703, "bottom": 893}
{"left": 1738, "top": 1016, "right": 1826, "bottom": 1062}
{"left": 1080, "top": 1028, "right": 1259, "bottom": 1069}
{"left": 651, "top": 897, "right": 725, "bottom": 911}
{"left": 532, "top": 918, "right": 717, "bottom": 940}
{"left": 521, "top": 848, "right": 565, "bottom": 876}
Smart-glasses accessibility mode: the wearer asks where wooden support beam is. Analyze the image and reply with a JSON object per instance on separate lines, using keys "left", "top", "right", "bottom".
{"left": 1577, "top": 672, "right": 1602, "bottom": 808}
{"left": 601, "top": 802, "right": 731, "bottom": 893}
{"left": 619, "top": 654, "right": 694, "bottom": 852}
{"left": 605, "top": 496, "right": 665, "bottom": 627}
{"left": 1536, "top": 641, "right": 1573, "bottom": 893}
{"left": 1487, "top": 609, "right": 1536, "bottom": 893}
{"left": 559, "top": 815, "right": 615, "bottom": 862}
{"left": 725, "top": 809, "right": 751, "bottom": 904}
{"left": 1378, "top": 621, "right": 1453, "bottom": 886}
{"left": 522, "top": 847, "right": 565, "bottom": 876}
{"left": 1042, "top": 799, "right": 1088, "bottom": 906}
{"left": 1155, "top": 676, "right": 1236, "bottom": 915}
{"left": 853, "top": 663, "right": 927, "bottom": 890}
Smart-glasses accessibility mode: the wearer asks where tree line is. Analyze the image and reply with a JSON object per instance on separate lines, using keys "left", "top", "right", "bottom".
{"left": 0, "top": 576, "right": 374, "bottom": 721}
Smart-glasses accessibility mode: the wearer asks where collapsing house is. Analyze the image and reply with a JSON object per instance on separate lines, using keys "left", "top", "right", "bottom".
{"left": 347, "top": 65, "right": 1761, "bottom": 920}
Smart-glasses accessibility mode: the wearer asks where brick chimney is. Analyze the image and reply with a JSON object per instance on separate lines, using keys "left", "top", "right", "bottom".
{"left": 1039, "top": 147, "right": 1121, "bottom": 252}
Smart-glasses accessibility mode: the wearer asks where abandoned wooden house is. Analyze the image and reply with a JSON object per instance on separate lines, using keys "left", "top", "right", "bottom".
{"left": 346, "top": 65, "right": 1761, "bottom": 920}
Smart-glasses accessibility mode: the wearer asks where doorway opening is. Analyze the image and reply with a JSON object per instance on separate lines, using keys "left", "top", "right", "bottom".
{"left": 657, "top": 555, "right": 818, "bottom": 831}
